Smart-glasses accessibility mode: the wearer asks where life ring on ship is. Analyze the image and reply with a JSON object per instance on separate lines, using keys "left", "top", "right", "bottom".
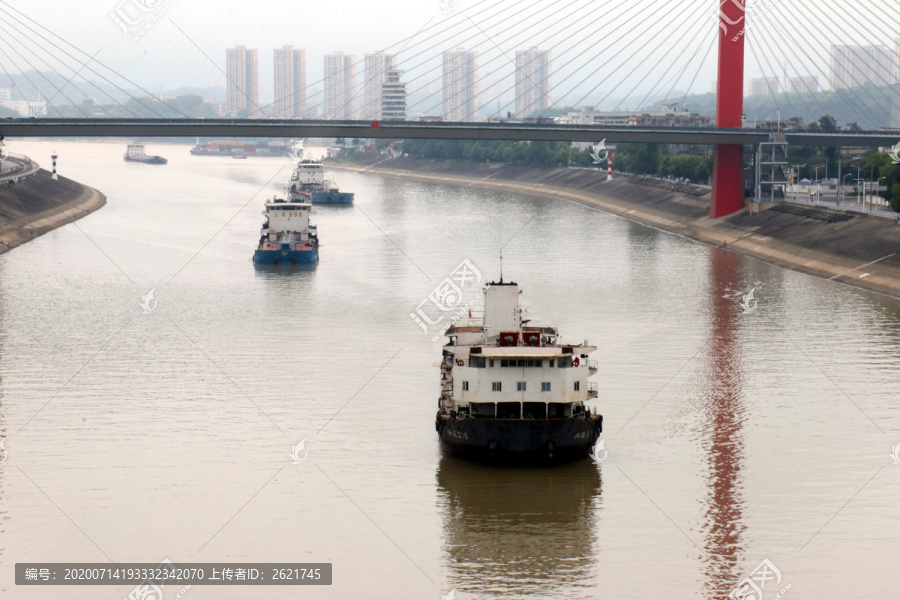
{"left": 572, "top": 357, "right": 580, "bottom": 367}
{"left": 456, "top": 359, "right": 464, "bottom": 367}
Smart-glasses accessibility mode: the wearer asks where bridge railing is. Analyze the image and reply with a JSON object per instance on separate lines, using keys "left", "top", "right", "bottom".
{"left": 784, "top": 195, "right": 898, "bottom": 221}
{"left": 0, "top": 152, "right": 38, "bottom": 180}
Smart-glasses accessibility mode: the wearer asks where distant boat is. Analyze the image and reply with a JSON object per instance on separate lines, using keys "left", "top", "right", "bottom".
{"left": 232, "top": 156, "right": 248, "bottom": 160}
{"left": 191, "top": 139, "right": 291, "bottom": 157}
{"left": 123, "top": 144, "right": 166, "bottom": 165}
{"left": 288, "top": 159, "right": 354, "bottom": 205}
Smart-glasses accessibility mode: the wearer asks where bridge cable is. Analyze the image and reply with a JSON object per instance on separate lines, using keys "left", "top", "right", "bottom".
{"left": 826, "top": 0, "right": 900, "bottom": 122}
{"left": 763, "top": 1, "right": 875, "bottom": 127}
{"left": 329, "top": 0, "right": 578, "bottom": 120}
{"left": 794, "top": 0, "right": 893, "bottom": 125}
{"left": 0, "top": 10, "right": 138, "bottom": 117}
{"left": 342, "top": 0, "right": 556, "bottom": 120}
{"left": 250, "top": 0, "right": 519, "bottom": 118}
{"left": 0, "top": 17, "right": 119, "bottom": 118}
{"left": 634, "top": 5, "right": 720, "bottom": 113}
{"left": 0, "top": 39, "right": 65, "bottom": 119}
{"left": 763, "top": 2, "right": 877, "bottom": 128}
{"left": 410, "top": 0, "right": 613, "bottom": 120}
{"left": 405, "top": 0, "right": 595, "bottom": 120}
{"left": 677, "top": 34, "right": 717, "bottom": 110}
{"left": 0, "top": 4, "right": 185, "bottom": 118}
{"left": 745, "top": 33, "right": 789, "bottom": 126}
{"left": 0, "top": 21, "right": 89, "bottom": 117}
{"left": 458, "top": 0, "right": 666, "bottom": 120}
{"left": 750, "top": 7, "right": 830, "bottom": 126}
{"left": 524, "top": 0, "right": 695, "bottom": 118}
{"left": 447, "top": 0, "right": 662, "bottom": 121}
{"left": 608, "top": 0, "right": 720, "bottom": 115}
{"left": 803, "top": 0, "right": 898, "bottom": 123}
{"left": 380, "top": 0, "right": 593, "bottom": 120}
{"left": 549, "top": 0, "right": 698, "bottom": 120}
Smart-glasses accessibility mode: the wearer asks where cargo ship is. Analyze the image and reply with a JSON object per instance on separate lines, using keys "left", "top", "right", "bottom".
{"left": 123, "top": 144, "right": 167, "bottom": 164}
{"left": 288, "top": 160, "right": 354, "bottom": 205}
{"left": 436, "top": 280, "right": 602, "bottom": 464}
{"left": 252, "top": 195, "right": 318, "bottom": 265}
{"left": 190, "top": 139, "right": 292, "bottom": 157}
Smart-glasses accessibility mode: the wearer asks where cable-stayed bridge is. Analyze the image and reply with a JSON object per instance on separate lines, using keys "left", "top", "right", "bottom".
{"left": 0, "top": 0, "right": 898, "bottom": 218}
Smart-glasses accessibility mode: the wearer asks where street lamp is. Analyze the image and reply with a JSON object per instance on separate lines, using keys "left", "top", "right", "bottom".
{"left": 791, "top": 164, "right": 806, "bottom": 201}
{"left": 873, "top": 176, "right": 887, "bottom": 212}
{"left": 814, "top": 165, "right": 823, "bottom": 202}
{"left": 842, "top": 173, "right": 853, "bottom": 204}
{"left": 855, "top": 166, "right": 862, "bottom": 204}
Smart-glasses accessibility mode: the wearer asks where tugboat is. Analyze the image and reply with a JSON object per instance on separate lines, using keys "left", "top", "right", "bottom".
{"left": 436, "top": 280, "right": 602, "bottom": 464}
{"left": 252, "top": 195, "right": 318, "bottom": 264}
{"left": 289, "top": 159, "right": 354, "bottom": 204}
{"left": 123, "top": 144, "right": 167, "bottom": 164}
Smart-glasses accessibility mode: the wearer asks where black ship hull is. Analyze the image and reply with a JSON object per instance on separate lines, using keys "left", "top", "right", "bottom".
{"left": 124, "top": 156, "right": 167, "bottom": 164}
{"left": 437, "top": 413, "right": 602, "bottom": 465}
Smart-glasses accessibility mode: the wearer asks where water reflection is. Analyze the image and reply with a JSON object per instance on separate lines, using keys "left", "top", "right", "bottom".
{"left": 700, "top": 249, "right": 748, "bottom": 597}
{"left": 436, "top": 457, "right": 601, "bottom": 597}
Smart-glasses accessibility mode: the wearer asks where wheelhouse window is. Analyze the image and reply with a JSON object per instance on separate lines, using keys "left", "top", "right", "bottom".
{"left": 500, "top": 359, "right": 541, "bottom": 368}
{"left": 557, "top": 357, "right": 572, "bottom": 368}
{"left": 517, "top": 381, "right": 526, "bottom": 391}
{"left": 468, "top": 356, "right": 486, "bottom": 368}
{"left": 492, "top": 382, "right": 502, "bottom": 392}
{"left": 541, "top": 382, "right": 551, "bottom": 392}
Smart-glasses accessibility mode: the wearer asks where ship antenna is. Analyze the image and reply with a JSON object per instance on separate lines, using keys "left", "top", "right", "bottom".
{"left": 499, "top": 250, "right": 503, "bottom": 284}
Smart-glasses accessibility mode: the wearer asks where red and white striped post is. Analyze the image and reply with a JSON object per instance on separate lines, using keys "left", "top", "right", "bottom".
{"left": 607, "top": 152, "right": 614, "bottom": 181}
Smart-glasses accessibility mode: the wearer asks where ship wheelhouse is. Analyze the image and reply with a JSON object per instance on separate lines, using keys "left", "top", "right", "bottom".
{"left": 443, "top": 343, "right": 598, "bottom": 420}
{"left": 259, "top": 197, "right": 317, "bottom": 244}
{"left": 439, "top": 281, "right": 598, "bottom": 421}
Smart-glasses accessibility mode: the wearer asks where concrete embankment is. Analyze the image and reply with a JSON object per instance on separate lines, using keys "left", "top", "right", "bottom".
{"left": 0, "top": 169, "right": 106, "bottom": 254}
{"left": 331, "top": 157, "right": 900, "bottom": 299}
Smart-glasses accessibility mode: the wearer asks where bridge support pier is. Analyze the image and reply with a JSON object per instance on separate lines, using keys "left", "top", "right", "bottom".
{"left": 710, "top": 0, "right": 746, "bottom": 219}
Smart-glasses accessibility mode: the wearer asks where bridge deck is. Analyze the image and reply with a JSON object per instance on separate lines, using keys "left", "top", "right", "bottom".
{"left": 0, "top": 119, "right": 895, "bottom": 147}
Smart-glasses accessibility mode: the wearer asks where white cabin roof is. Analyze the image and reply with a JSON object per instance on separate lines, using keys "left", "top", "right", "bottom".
{"left": 472, "top": 345, "right": 597, "bottom": 357}
{"left": 265, "top": 200, "right": 312, "bottom": 207}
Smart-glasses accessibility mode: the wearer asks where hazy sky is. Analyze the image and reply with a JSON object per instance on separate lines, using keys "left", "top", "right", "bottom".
{"left": 2, "top": 0, "right": 896, "bottom": 111}
{"left": 7, "top": 0, "right": 469, "bottom": 96}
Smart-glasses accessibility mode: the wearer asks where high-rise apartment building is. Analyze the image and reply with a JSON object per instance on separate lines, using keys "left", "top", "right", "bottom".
{"left": 830, "top": 45, "right": 893, "bottom": 89}
{"left": 226, "top": 46, "right": 258, "bottom": 117}
{"left": 515, "top": 48, "right": 551, "bottom": 118}
{"left": 381, "top": 68, "right": 407, "bottom": 120}
{"left": 895, "top": 39, "right": 900, "bottom": 83}
{"left": 749, "top": 77, "right": 779, "bottom": 96}
{"left": 364, "top": 52, "right": 395, "bottom": 120}
{"left": 443, "top": 49, "right": 478, "bottom": 122}
{"left": 324, "top": 52, "right": 356, "bottom": 119}
{"left": 787, "top": 76, "right": 818, "bottom": 93}
{"left": 273, "top": 46, "right": 306, "bottom": 119}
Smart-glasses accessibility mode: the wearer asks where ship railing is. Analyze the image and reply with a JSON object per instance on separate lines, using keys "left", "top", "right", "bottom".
{"left": 587, "top": 360, "right": 599, "bottom": 374}
{"left": 587, "top": 382, "right": 599, "bottom": 399}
